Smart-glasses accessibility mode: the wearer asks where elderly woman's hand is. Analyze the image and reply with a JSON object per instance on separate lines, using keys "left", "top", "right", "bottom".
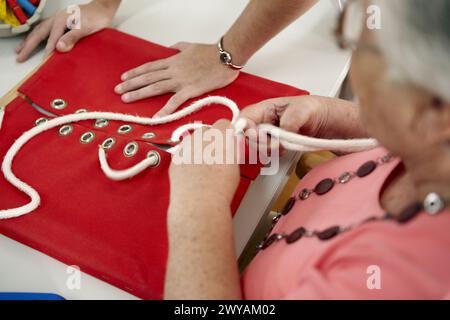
{"left": 241, "top": 95, "right": 369, "bottom": 139}
{"left": 166, "top": 120, "right": 242, "bottom": 300}
{"left": 169, "top": 120, "right": 241, "bottom": 217}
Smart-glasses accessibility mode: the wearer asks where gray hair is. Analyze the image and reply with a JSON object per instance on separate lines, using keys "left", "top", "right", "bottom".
{"left": 376, "top": 0, "right": 450, "bottom": 101}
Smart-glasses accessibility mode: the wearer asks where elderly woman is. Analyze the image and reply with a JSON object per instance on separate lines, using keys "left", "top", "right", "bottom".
{"left": 165, "top": 0, "right": 450, "bottom": 300}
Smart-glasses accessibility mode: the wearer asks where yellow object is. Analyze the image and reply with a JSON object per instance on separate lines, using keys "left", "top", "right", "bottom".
{"left": 272, "top": 151, "right": 336, "bottom": 213}
{"left": 0, "top": 0, "right": 21, "bottom": 27}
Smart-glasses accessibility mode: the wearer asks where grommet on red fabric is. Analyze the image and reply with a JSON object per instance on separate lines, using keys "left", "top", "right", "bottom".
{"left": 94, "top": 119, "right": 109, "bottom": 128}
{"left": 59, "top": 125, "right": 73, "bottom": 137}
{"left": 101, "top": 137, "right": 116, "bottom": 150}
{"left": 80, "top": 132, "right": 95, "bottom": 144}
{"left": 124, "top": 142, "right": 138, "bottom": 157}
{"left": 35, "top": 117, "right": 48, "bottom": 126}
{"left": 142, "top": 132, "right": 156, "bottom": 139}
{"left": 146, "top": 150, "right": 161, "bottom": 167}
{"left": 118, "top": 125, "right": 133, "bottom": 135}
{"left": 75, "top": 109, "right": 88, "bottom": 114}
{"left": 51, "top": 99, "right": 67, "bottom": 110}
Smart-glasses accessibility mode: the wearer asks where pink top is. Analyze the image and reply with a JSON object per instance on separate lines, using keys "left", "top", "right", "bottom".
{"left": 242, "top": 147, "right": 450, "bottom": 299}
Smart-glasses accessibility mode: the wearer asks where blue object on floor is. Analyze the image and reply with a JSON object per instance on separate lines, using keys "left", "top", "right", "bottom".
{"left": 0, "top": 293, "right": 65, "bottom": 300}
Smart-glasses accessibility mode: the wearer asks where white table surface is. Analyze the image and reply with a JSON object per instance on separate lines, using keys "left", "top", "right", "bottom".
{"left": 0, "top": 0, "right": 351, "bottom": 300}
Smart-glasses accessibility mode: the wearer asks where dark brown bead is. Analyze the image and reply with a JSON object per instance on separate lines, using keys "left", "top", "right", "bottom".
{"left": 396, "top": 203, "right": 423, "bottom": 224}
{"left": 281, "top": 197, "right": 296, "bottom": 216}
{"left": 314, "top": 178, "right": 335, "bottom": 195}
{"left": 357, "top": 160, "right": 377, "bottom": 177}
{"left": 316, "top": 226, "right": 341, "bottom": 240}
{"left": 286, "top": 227, "right": 306, "bottom": 244}
{"left": 261, "top": 234, "right": 280, "bottom": 250}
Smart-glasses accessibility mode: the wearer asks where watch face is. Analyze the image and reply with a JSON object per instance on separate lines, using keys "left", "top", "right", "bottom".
{"left": 220, "top": 51, "right": 232, "bottom": 65}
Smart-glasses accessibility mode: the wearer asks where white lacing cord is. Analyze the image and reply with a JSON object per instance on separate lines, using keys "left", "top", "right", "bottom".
{"left": 0, "top": 96, "right": 239, "bottom": 219}
{"left": 99, "top": 148, "right": 160, "bottom": 181}
{"left": 0, "top": 95, "right": 378, "bottom": 219}
{"left": 258, "top": 124, "right": 379, "bottom": 153}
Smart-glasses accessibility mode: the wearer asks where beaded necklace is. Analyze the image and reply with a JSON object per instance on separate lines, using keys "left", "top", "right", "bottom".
{"left": 258, "top": 154, "right": 448, "bottom": 251}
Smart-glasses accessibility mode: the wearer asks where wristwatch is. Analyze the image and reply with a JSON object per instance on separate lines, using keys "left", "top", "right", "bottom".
{"left": 217, "top": 36, "right": 245, "bottom": 70}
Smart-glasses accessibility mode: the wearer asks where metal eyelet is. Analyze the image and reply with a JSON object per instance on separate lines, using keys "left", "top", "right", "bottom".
{"left": 94, "top": 119, "right": 109, "bottom": 128}
{"left": 101, "top": 137, "right": 116, "bottom": 150}
{"left": 118, "top": 125, "right": 133, "bottom": 135}
{"left": 75, "top": 109, "right": 88, "bottom": 114}
{"left": 80, "top": 132, "right": 95, "bottom": 144}
{"left": 35, "top": 117, "right": 48, "bottom": 126}
{"left": 51, "top": 99, "right": 67, "bottom": 110}
{"left": 147, "top": 150, "right": 161, "bottom": 167}
{"left": 59, "top": 125, "right": 73, "bottom": 137}
{"left": 123, "top": 142, "right": 139, "bottom": 157}
{"left": 142, "top": 132, "right": 156, "bottom": 139}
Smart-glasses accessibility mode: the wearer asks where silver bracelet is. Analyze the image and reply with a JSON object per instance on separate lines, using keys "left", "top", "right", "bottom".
{"left": 217, "top": 36, "right": 245, "bottom": 70}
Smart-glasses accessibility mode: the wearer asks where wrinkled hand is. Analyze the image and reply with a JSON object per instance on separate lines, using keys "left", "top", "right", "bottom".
{"left": 16, "top": 1, "right": 118, "bottom": 62}
{"left": 169, "top": 120, "right": 241, "bottom": 208}
{"left": 241, "top": 95, "right": 330, "bottom": 137}
{"left": 240, "top": 95, "right": 368, "bottom": 140}
{"left": 116, "top": 43, "right": 240, "bottom": 117}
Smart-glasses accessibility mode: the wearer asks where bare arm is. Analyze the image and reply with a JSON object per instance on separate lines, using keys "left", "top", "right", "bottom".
{"left": 118, "top": 0, "right": 319, "bottom": 116}
{"left": 165, "top": 196, "right": 241, "bottom": 300}
{"left": 223, "top": 0, "right": 319, "bottom": 66}
{"left": 165, "top": 121, "right": 242, "bottom": 300}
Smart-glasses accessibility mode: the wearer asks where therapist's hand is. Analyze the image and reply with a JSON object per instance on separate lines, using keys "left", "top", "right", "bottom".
{"left": 241, "top": 95, "right": 369, "bottom": 139}
{"left": 116, "top": 43, "right": 240, "bottom": 117}
{"left": 16, "top": 0, "right": 120, "bottom": 62}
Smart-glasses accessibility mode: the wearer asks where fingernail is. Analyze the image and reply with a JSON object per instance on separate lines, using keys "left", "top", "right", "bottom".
{"left": 153, "top": 114, "right": 161, "bottom": 119}
{"left": 115, "top": 85, "right": 123, "bottom": 94}
{"left": 57, "top": 41, "right": 67, "bottom": 51}
{"left": 121, "top": 73, "right": 128, "bottom": 81}
{"left": 122, "top": 94, "right": 131, "bottom": 103}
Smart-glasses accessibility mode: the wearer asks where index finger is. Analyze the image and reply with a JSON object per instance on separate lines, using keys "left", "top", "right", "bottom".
{"left": 16, "top": 20, "right": 52, "bottom": 62}
{"left": 121, "top": 59, "right": 171, "bottom": 81}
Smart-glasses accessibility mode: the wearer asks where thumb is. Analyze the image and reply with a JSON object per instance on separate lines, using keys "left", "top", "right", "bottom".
{"left": 56, "top": 30, "right": 85, "bottom": 52}
{"left": 279, "top": 106, "right": 310, "bottom": 134}
{"left": 170, "top": 41, "right": 191, "bottom": 52}
{"left": 154, "top": 90, "right": 191, "bottom": 118}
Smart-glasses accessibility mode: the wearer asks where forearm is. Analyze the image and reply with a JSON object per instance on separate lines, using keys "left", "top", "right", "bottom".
{"left": 223, "top": 0, "right": 318, "bottom": 65}
{"left": 316, "top": 96, "right": 369, "bottom": 139}
{"left": 165, "top": 194, "right": 241, "bottom": 300}
{"left": 94, "top": 0, "right": 121, "bottom": 12}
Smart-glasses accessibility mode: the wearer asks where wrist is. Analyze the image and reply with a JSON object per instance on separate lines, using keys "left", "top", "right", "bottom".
{"left": 94, "top": 0, "right": 121, "bottom": 14}
{"left": 319, "top": 96, "right": 369, "bottom": 139}
{"left": 220, "top": 34, "right": 253, "bottom": 67}
{"left": 168, "top": 196, "right": 232, "bottom": 227}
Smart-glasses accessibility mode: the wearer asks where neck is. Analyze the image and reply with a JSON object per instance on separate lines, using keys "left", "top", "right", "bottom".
{"left": 403, "top": 150, "right": 450, "bottom": 202}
